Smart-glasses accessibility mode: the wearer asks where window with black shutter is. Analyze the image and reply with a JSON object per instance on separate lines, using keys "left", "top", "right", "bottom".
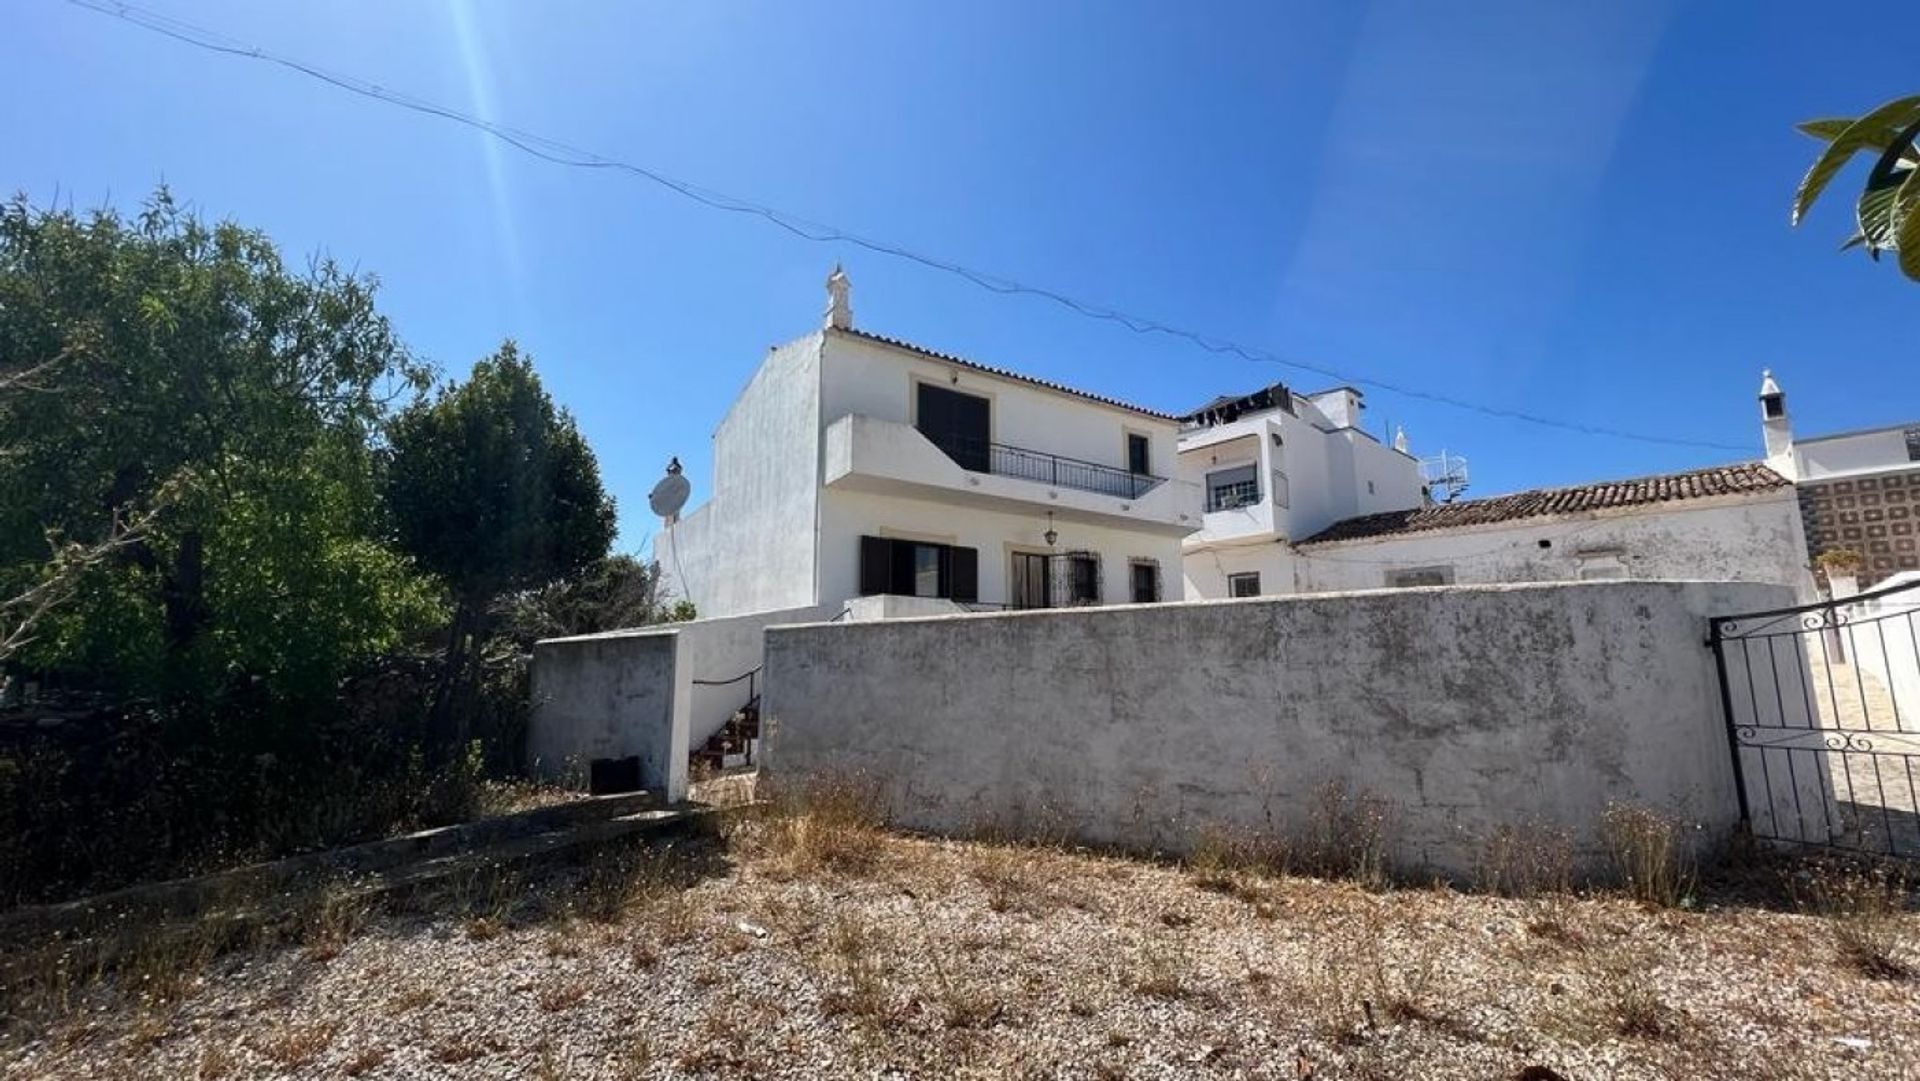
{"left": 1126, "top": 433, "right": 1151, "bottom": 475}
{"left": 857, "top": 535, "right": 979, "bottom": 601}
{"left": 915, "top": 384, "right": 991, "bottom": 472}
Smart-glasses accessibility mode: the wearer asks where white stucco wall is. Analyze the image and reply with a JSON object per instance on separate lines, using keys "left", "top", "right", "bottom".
{"left": 1844, "top": 572, "right": 1920, "bottom": 726}
{"left": 819, "top": 330, "right": 1181, "bottom": 479}
{"left": 1794, "top": 425, "right": 1920, "bottom": 482}
{"left": 1294, "top": 494, "right": 1814, "bottom": 598}
{"left": 818, "top": 487, "right": 1183, "bottom": 612}
{"left": 528, "top": 629, "right": 688, "bottom": 800}
{"left": 765, "top": 581, "right": 1789, "bottom": 877}
{"left": 656, "top": 335, "right": 823, "bottom": 620}
{"left": 678, "top": 605, "right": 832, "bottom": 748}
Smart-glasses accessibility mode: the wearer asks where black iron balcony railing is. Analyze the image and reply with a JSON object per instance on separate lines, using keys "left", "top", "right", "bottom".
{"left": 924, "top": 431, "right": 1165, "bottom": 500}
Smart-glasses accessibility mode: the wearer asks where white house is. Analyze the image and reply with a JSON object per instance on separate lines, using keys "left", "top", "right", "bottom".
{"left": 657, "top": 269, "right": 1202, "bottom": 622}
{"left": 1289, "top": 461, "right": 1811, "bottom": 594}
{"left": 1176, "top": 383, "right": 1428, "bottom": 598}
{"left": 1758, "top": 370, "right": 1920, "bottom": 586}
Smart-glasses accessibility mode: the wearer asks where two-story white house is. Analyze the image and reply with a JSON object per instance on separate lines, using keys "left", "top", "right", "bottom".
{"left": 1177, "top": 383, "right": 1427, "bottom": 599}
{"left": 657, "top": 269, "right": 1202, "bottom": 622}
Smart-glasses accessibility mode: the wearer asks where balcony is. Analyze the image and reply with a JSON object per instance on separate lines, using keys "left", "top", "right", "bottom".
{"left": 821, "top": 414, "right": 1199, "bottom": 536}
{"left": 925, "top": 433, "right": 1166, "bottom": 500}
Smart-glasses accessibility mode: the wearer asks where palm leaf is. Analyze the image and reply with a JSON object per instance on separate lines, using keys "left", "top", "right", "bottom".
{"left": 1800, "top": 117, "right": 1920, "bottom": 165}
{"left": 1897, "top": 167, "right": 1920, "bottom": 281}
{"left": 1858, "top": 179, "right": 1902, "bottom": 251}
{"left": 1791, "top": 96, "right": 1920, "bottom": 226}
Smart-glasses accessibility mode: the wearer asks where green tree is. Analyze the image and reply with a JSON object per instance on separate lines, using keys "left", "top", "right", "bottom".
{"left": 1793, "top": 95, "right": 1920, "bottom": 280}
{"left": 494, "top": 553, "right": 668, "bottom": 646}
{"left": 0, "top": 190, "right": 440, "bottom": 702}
{"left": 385, "top": 343, "right": 616, "bottom": 736}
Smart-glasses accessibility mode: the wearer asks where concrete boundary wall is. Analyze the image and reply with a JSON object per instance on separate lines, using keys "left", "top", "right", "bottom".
{"left": 763, "top": 580, "right": 1792, "bottom": 877}
{"left": 529, "top": 605, "right": 829, "bottom": 800}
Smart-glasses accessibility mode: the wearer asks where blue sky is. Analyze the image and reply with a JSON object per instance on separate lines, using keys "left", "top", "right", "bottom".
{"left": 9, "top": 1, "right": 1919, "bottom": 550}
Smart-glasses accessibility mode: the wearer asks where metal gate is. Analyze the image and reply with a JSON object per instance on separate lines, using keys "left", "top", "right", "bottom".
{"left": 1710, "top": 577, "right": 1920, "bottom": 857}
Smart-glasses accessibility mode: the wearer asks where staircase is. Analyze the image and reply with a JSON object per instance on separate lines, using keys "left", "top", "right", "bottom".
{"left": 692, "top": 696, "right": 760, "bottom": 775}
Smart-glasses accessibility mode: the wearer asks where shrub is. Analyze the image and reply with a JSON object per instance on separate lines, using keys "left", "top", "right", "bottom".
{"left": 1600, "top": 803, "right": 1696, "bottom": 908}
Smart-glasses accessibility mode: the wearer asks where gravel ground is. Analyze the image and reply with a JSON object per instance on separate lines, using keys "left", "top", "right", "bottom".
{"left": 4, "top": 813, "right": 1917, "bottom": 1080}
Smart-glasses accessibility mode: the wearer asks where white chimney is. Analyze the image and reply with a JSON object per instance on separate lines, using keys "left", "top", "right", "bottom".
{"left": 1759, "top": 368, "right": 1795, "bottom": 477}
{"left": 824, "top": 265, "right": 852, "bottom": 330}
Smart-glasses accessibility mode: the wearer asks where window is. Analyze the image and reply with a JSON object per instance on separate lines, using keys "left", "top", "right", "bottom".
{"left": 1385, "top": 566, "right": 1454, "bottom": 588}
{"left": 915, "top": 383, "right": 991, "bottom": 472}
{"left": 1126, "top": 432, "right": 1151, "bottom": 475}
{"left": 1906, "top": 427, "right": 1920, "bottom": 462}
{"left": 858, "top": 535, "right": 978, "bottom": 601}
{"left": 1206, "top": 464, "right": 1260, "bottom": 512}
{"left": 1227, "top": 572, "right": 1261, "bottom": 597}
{"left": 1066, "top": 553, "right": 1101, "bottom": 605}
{"left": 1130, "top": 561, "right": 1160, "bottom": 603}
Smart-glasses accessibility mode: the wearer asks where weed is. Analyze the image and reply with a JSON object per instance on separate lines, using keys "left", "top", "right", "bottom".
{"left": 254, "top": 1019, "right": 339, "bottom": 1068}
{"left": 1295, "top": 781, "right": 1390, "bottom": 889}
{"left": 1789, "top": 858, "right": 1914, "bottom": 980}
{"left": 755, "top": 773, "right": 888, "bottom": 876}
{"left": 537, "top": 979, "right": 590, "bottom": 1012}
{"left": 1588, "top": 948, "right": 1679, "bottom": 1040}
{"left": 342, "top": 1045, "right": 390, "bottom": 1076}
{"left": 1478, "top": 822, "right": 1579, "bottom": 940}
{"left": 819, "top": 913, "right": 890, "bottom": 1020}
{"left": 1601, "top": 803, "right": 1696, "bottom": 908}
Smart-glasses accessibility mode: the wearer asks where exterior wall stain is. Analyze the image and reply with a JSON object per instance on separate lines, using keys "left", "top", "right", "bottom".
{"left": 764, "top": 580, "right": 1795, "bottom": 878}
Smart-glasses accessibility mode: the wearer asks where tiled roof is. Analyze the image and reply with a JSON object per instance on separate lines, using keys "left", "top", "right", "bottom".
{"left": 1298, "top": 463, "right": 1792, "bottom": 546}
{"left": 837, "top": 327, "right": 1180, "bottom": 422}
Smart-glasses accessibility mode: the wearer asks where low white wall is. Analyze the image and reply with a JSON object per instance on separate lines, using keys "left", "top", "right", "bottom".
{"left": 764, "top": 580, "right": 1792, "bottom": 877}
{"left": 1845, "top": 572, "right": 1920, "bottom": 727}
{"left": 528, "top": 629, "right": 688, "bottom": 800}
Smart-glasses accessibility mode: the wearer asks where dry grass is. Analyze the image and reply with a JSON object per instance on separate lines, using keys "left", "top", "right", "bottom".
{"left": 6, "top": 790, "right": 1920, "bottom": 1080}
{"left": 1789, "top": 858, "right": 1915, "bottom": 980}
{"left": 1601, "top": 802, "right": 1698, "bottom": 908}
{"left": 252, "top": 1018, "right": 338, "bottom": 1067}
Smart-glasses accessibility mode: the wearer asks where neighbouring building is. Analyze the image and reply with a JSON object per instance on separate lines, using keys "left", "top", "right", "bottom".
{"left": 1176, "top": 383, "right": 1428, "bottom": 599}
{"left": 1289, "top": 462, "right": 1812, "bottom": 594}
{"left": 1758, "top": 370, "right": 1920, "bottom": 587}
{"left": 657, "top": 268, "right": 1202, "bottom": 622}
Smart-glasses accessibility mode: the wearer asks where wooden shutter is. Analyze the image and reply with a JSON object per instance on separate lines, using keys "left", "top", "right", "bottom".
{"left": 950, "top": 546, "right": 978, "bottom": 602}
{"left": 858, "top": 535, "right": 891, "bottom": 596}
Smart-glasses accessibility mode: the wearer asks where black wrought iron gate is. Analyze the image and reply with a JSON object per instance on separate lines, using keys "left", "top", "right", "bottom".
{"left": 1709, "top": 577, "right": 1920, "bottom": 858}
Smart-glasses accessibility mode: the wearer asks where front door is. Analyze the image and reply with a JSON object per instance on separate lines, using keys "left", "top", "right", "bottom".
{"left": 1011, "top": 551, "right": 1051, "bottom": 610}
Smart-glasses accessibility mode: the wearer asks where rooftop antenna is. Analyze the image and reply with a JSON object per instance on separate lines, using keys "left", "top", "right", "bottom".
{"left": 649, "top": 457, "right": 691, "bottom": 524}
{"left": 1419, "top": 449, "right": 1470, "bottom": 503}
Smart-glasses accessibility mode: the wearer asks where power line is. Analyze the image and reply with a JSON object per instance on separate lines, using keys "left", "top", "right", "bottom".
{"left": 67, "top": 0, "right": 1752, "bottom": 453}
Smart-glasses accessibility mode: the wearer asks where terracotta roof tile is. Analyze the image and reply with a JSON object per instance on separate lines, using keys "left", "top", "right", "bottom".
{"left": 836, "top": 327, "right": 1180, "bottom": 422}
{"left": 1298, "top": 463, "right": 1792, "bottom": 546}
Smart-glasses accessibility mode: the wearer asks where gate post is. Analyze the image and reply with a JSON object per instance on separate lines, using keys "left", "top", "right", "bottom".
{"left": 1708, "top": 615, "right": 1753, "bottom": 832}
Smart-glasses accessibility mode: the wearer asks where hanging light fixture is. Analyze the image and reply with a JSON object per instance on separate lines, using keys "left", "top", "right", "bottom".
{"left": 1043, "top": 510, "right": 1058, "bottom": 548}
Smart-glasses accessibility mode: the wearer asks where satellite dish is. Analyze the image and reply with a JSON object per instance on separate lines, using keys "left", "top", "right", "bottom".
{"left": 649, "top": 457, "right": 691, "bottom": 523}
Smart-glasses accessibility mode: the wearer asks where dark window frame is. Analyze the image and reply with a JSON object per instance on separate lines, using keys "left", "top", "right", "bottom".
{"left": 1129, "top": 560, "right": 1161, "bottom": 603}
{"left": 858, "top": 535, "right": 978, "bottom": 602}
{"left": 1227, "top": 572, "right": 1261, "bottom": 598}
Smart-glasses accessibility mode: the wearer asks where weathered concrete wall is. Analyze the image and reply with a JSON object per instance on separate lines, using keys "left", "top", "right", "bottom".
{"left": 765, "top": 581, "right": 1792, "bottom": 877}
{"left": 1294, "top": 494, "right": 1814, "bottom": 600}
{"left": 528, "top": 629, "right": 687, "bottom": 800}
{"left": 527, "top": 605, "right": 830, "bottom": 800}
